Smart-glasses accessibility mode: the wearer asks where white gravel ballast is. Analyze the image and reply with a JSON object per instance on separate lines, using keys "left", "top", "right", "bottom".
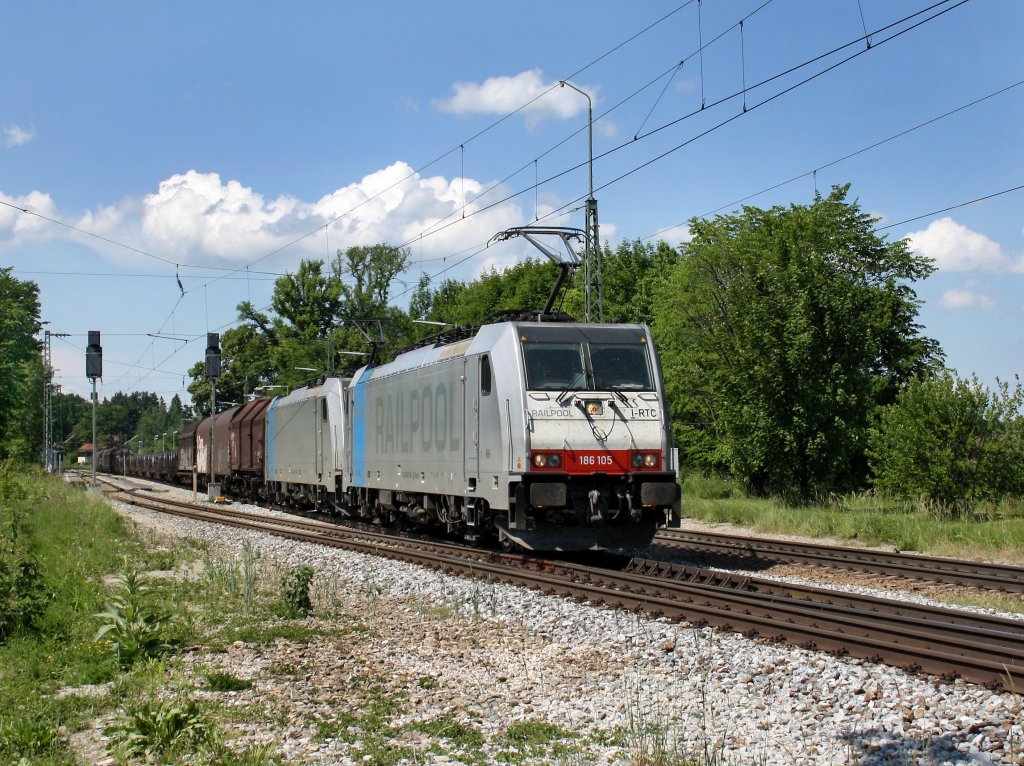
{"left": 108, "top": 487, "right": 1023, "bottom": 766}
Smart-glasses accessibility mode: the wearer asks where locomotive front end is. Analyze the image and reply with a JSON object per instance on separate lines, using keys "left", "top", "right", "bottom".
{"left": 499, "top": 323, "right": 679, "bottom": 550}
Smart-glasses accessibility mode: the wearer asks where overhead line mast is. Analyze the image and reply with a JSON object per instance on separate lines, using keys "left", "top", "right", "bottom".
{"left": 560, "top": 80, "right": 603, "bottom": 322}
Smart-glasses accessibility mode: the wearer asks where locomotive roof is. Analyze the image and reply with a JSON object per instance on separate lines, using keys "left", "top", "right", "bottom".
{"left": 353, "top": 320, "right": 651, "bottom": 384}
{"left": 268, "top": 375, "right": 348, "bottom": 407}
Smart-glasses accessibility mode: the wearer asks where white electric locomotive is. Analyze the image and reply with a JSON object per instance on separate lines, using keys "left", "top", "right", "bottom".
{"left": 344, "top": 318, "right": 679, "bottom": 550}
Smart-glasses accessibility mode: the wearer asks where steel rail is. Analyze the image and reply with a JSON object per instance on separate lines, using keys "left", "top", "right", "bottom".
{"left": 656, "top": 528, "right": 1024, "bottom": 592}
{"left": 625, "top": 559, "right": 1024, "bottom": 652}
{"left": 99, "top": 477, "right": 1024, "bottom": 689}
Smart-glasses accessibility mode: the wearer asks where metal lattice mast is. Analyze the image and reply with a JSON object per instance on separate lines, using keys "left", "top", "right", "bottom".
{"left": 43, "top": 331, "right": 52, "bottom": 471}
{"left": 585, "top": 196, "right": 602, "bottom": 322}
{"left": 42, "top": 330, "right": 69, "bottom": 472}
{"left": 560, "top": 80, "right": 602, "bottom": 322}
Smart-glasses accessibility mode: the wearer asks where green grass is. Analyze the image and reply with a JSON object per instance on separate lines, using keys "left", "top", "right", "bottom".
{"left": 0, "top": 465, "right": 296, "bottom": 765}
{"left": 680, "top": 474, "right": 1024, "bottom": 565}
{"left": 0, "top": 466, "right": 146, "bottom": 764}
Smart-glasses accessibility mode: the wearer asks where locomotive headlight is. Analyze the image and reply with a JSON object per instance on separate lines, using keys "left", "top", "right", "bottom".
{"left": 532, "top": 451, "right": 562, "bottom": 469}
{"left": 632, "top": 452, "right": 659, "bottom": 469}
{"left": 585, "top": 400, "right": 603, "bottom": 416}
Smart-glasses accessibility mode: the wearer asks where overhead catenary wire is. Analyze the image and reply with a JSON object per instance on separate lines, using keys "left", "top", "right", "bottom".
{"left": 642, "top": 76, "right": 1024, "bottom": 242}
{"left": 877, "top": 184, "right": 1024, "bottom": 231}
{"left": 30, "top": 0, "right": 981, "bottom": 401}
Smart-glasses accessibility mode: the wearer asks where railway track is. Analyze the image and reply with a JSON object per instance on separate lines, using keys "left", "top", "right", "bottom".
{"left": 98, "top": 476, "right": 1024, "bottom": 690}
{"left": 656, "top": 527, "right": 1024, "bottom": 593}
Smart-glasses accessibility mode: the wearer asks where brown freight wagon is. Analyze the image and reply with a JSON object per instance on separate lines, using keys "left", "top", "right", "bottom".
{"left": 229, "top": 398, "right": 271, "bottom": 497}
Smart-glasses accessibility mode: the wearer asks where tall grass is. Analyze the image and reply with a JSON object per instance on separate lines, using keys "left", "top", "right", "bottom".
{"left": 680, "top": 473, "right": 1024, "bottom": 563}
{"left": 0, "top": 463, "right": 143, "bottom": 764}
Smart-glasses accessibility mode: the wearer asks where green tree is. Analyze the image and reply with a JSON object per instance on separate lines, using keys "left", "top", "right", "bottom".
{"left": 0, "top": 268, "right": 43, "bottom": 461}
{"left": 185, "top": 244, "right": 413, "bottom": 403}
{"left": 868, "top": 373, "right": 1024, "bottom": 512}
{"left": 416, "top": 257, "right": 561, "bottom": 327}
{"left": 333, "top": 244, "right": 410, "bottom": 319}
{"left": 562, "top": 239, "right": 679, "bottom": 324}
{"left": 653, "top": 185, "right": 941, "bottom": 500}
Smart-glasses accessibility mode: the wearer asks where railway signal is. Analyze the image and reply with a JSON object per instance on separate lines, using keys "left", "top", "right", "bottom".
{"left": 206, "top": 333, "right": 221, "bottom": 500}
{"left": 86, "top": 331, "right": 102, "bottom": 489}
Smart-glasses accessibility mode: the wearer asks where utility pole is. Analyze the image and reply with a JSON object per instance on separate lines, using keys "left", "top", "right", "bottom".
{"left": 560, "top": 80, "right": 603, "bottom": 322}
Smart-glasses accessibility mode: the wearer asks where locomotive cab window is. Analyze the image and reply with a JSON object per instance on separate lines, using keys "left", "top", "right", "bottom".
{"left": 523, "top": 342, "right": 588, "bottom": 391}
{"left": 480, "top": 355, "right": 492, "bottom": 396}
{"left": 590, "top": 344, "right": 654, "bottom": 391}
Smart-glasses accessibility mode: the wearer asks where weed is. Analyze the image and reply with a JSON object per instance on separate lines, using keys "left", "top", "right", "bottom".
{"left": 412, "top": 713, "right": 485, "bottom": 748}
{"left": 107, "top": 696, "right": 215, "bottom": 759}
{"left": 0, "top": 554, "right": 50, "bottom": 639}
{"left": 224, "top": 620, "right": 326, "bottom": 645}
{"left": 241, "top": 541, "right": 261, "bottom": 611}
{"left": 278, "top": 565, "right": 315, "bottom": 617}
{"left": 416, "top": 674, "right": 438, "bottom": 689}
{"left": 208, "top": 741, "right": 283, "bottom": 765}
{"left": 143, "top": 546, "right": 177, "bottom": 571}
{"left": 313, "top": 710, "right": 361, "bottom": 743}
{"left": 504, "top": 719, "right": 576, "bottom": 747}
{"left": 94, "top": 570, "right": 171, "bottom": 668}
{"left": 205, "top": 670, "right": 253, "bottom": 692}
{"left": 0, "top": 713, "right": 60, "bottom": 758}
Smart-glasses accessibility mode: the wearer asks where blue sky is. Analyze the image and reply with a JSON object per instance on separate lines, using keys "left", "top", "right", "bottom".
{"left": 2, "top": 0, "right": 1022, "bottom": 403}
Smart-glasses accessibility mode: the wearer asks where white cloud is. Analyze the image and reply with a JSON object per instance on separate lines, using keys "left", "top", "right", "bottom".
{"left": 433, "top": 69, "right": 596, "bottom": 128}
{"left": 1, "top": 163, "right": 534, "bottom": 274}
{"left": 652, "top": 224, "right": 692, "bottom": 246}
{"left": 139, "top": 170, "right": 306, "bottom": 262}
{"left": 938, "top": 286, "right": 995, "bottom": 310}
{"left": 0, "top": 190, "right": 59, "bottom": 242}
{"left": 4, "top": 124, "right": 34, "bottom": 148}
{"left": 905, "top": 217, "right": 1022, "bottom": 272}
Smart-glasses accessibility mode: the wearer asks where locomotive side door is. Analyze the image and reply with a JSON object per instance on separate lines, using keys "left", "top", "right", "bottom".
{"left": 477, "top": 354, "right": 503, "bottom": 476}
{"left": 316, "top": 397, "right": 325, "bottom": 483}
{"left": 464, "top": 357, "right": 479, "bottom": 479}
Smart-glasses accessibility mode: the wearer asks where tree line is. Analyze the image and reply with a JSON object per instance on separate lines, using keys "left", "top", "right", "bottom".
{"left": 3, "top": 186, "right": 1021, "bottom": 512}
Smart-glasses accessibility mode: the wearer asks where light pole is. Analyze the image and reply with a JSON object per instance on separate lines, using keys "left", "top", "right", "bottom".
{"left": 559, "top": 80, "right": 602, "bottom": 322}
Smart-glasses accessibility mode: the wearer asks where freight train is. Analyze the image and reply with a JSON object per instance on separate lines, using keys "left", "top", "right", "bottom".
{"left": 98, "top": 316, "right": 679, "bottom": 551}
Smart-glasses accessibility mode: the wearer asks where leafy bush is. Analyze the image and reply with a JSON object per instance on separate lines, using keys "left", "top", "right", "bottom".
{"left": 94, "top": 571, "right": 171, "bottom": 667}
{"left": 278, "top": 565, "right": 315, "bottom": 617}
{"left": 868, "top": 373, "right": 1024, "bottom": 514}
